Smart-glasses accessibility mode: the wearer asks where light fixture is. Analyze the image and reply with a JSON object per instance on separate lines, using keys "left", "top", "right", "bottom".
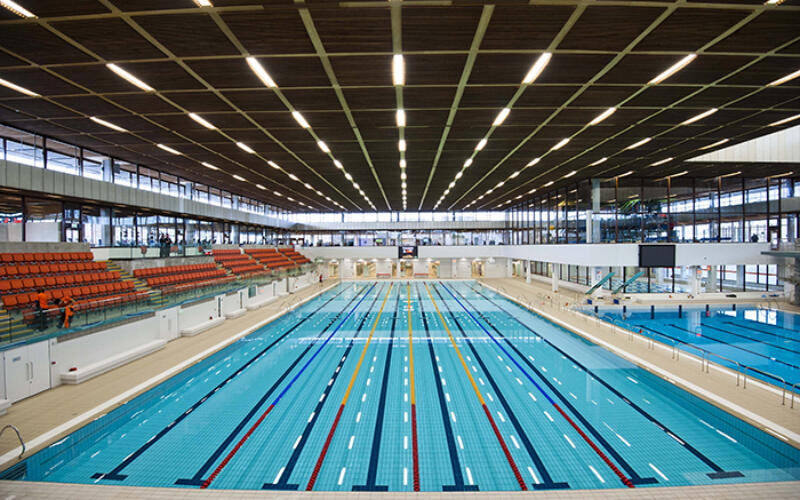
{"left": 449, "top": 181, "right": 456, "bottom": 189}
{"left": 767, "top": 68, "right": 800, "bottom": 87}
{"left": 393, "top": 54, "right": 405, "bottom": 86}
{"left": 464, "top": 158, "right": 473, "bottom": 168}
{"left": 523, "top": 52, "right": 552, "bottom": 84}
{"left": 768, "top": 113, "right": 800, "bottom": 127}
{"left": 667, "top": 170, "right": 688, "bottom": 179}
{"left": 401, "top": 172, "right": 407, "bottom": 180}
{"left": 493, "top": 108, "right": 510, "bottom": 126}
{"left": 232, "top": 174, "right": 246, "bottom": 182}
{"left": 236, "top": 142, "right": 255, "bottom": 154}
{"left": 527, "top": 188, "right": 537, "bottom": 194}
{"left": 193, "top": 0, "right": 212, "bottom": 6}
{"left": 475, "top": 138, "right": 487, "bottom": 151}
{"left": 0, "top": 77, "right": 39, "bottom": 97}
{"left": 317, "top": 141, "right": 330, "bottom": 153}
{"left": 455, "top": 171, "right": 463, "bottom": 180}
{"left": 89, "top": 116, "right": 127, "bottom": 133}
{"left": 563, "top": 170, "right": 577, "bottom": 178}
{"left": 509, "top": 171, "right": 520, "bottom": 179}
{"left": 396, "top": 109, "right": 406, "bottom": 127}
{"left": 106, "top": 64, "right": 154, "bottom": 92}
{"left": 399, "top": 159, "right": 407, "bottom": 168}
{"left": 398, "top": 139, "right": 407, "bottom": 151}
{"left": 551, "top": 138, "right": 570, "bottom": 150}
{"left": 246, "top": 57, "right": 277, "bottom": 88}
{"left": 334, "top": 160, "right": 344, "bottom": 170}
{"left": 626, "top": 137, "right": 652, "bottom": 150}
{"left": 256, "top": 184, "right": 266, "bottom": 190}
{"left": 316, "top": 190, "right": 323, "bottom": 196}
{"left": 0, "top": 0, "right": 35, "bottom": 17}
{"left": 304, "top": 182, "right": 313, "bottom": 190}
{"left": 543, "top": 181, "right": 554, "bottom": 187}
{"left": 288, "top": 173, "right": 299, "bottom": 181}
{"left": 698, "top": 138, "right": 729, "bottom": 150}
{"left": 268, "top": 160, "right": 280, "bottom": 169}
{"left": 680, "top": 108, "right": 718, "bottom": 125}
{"left": 650, "top": 157, "right": 673, "bottom": 167}
{"left": 496, "top": 181, "right": 505, "bottom": 188}
{"left": 718, "top": 171, "right": 742, "bottom": 179}
{"left": 769, "top": 171, "right": 794, "bottom": 178}
{"left": 292, "top": 111, "right": 310, "bottom": 128}
{"left": 526, "top": 157, "right": 541, "bottom": 167}
{"left": 274, "top": 191, "right": 282, "bottom": 197}
{"left": 345, "top": 172, "right": 353, "bottom": 181}
{"left": 156, "top": 144, "right": 181, "bottom": 155}
{"left": 617, "top": 170, "right": 634, "bottom": 178}
{"left": 201, "top": 162, "right": 219, "bottom": 170}
{"left": 649, "top": 54, "right": 696, "bottom": 85}
{"left": 589, "top": 107, "right": 616, "bottom": 126}
{"left": 189, "top": 112, "right": 216, "bottom": 130}
{"left": 589, "top": 157, "right": 607, "bottom": 167}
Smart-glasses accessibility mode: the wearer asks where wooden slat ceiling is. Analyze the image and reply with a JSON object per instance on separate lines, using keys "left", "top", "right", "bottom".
{"left": 0, "top": 0, "right": 798, "bottom": 213}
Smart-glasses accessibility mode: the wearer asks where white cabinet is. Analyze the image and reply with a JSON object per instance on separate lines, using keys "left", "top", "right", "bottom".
{"left": 3, "top": 341, "right": 50, "bottom": 403}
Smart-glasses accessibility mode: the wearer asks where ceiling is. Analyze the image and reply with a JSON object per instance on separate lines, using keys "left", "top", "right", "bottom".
{"left": 0, "top": 0, "right": 798, "bottom": 213}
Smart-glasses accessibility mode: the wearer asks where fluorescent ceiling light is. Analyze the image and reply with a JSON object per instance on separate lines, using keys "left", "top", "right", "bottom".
{"left": 543, "top": 181, "right": 554, "bottom": 187}
{"left": 268, "top": 160, "right": 280, "bottom": 169}
{"left": 256, "top": 184, "right": 266, "bottom": 190}
{"left": 401, "top": 172, "right": 407, "bottom": 180}
{"left": 563, "top": 170, "right": 577, "bottom": 178}
{"left": 509, "top": 171, "right": 520, "bottom": 179}
{"left": 523, "top": 52, "right": 552, "bottom": 84}
{"left": 767, "top": 68, "right": 800, "bottom": 87}
{"left": 201, "top": 162, "right": 219, "bottom": 170}
{"left": 316, "top": 190, "right": 323, "bottom": 196}
{"left": 345, "top": 172, "right": 353, "bottom": 181}
{"left": 551, "top": 138, "right": 570, "bottom": 150}
{"left": 106, "top": 64, "right": 154, "bottom": 92}
{"left": 288, "top": 173, "right": 299, "bottom": 181}
{"left": 353, "top": 182, "right": 360, "bottom": 190}
{"left": 626, "top": 137, "right": 651, "bottom": 150}
{"left": 393, "top": 54, "right": 405, "bottom": 86}
{"left": 292, "top": 111, "right": 310, "bottom": 128}
{"left": 334, "top": 160, "right": 343, "bottom": 170}
{"left": 493, "top": 108, "right": 510, "bottom": 126}
{"left": 287, "top": 197, "right": 295, "bottom": 202}
{"left": 618, "top": 170, "right": 634, "bottom": 178}
{"left": 396, "top": 109, "right": 406, "bottom": 127}
{"left": 496, "top": 181, "right": 505, "bottom": 188}
{"left": 398, "top": 139, "right": 407, "bottom": 151}
{"left": 89, "top": 116, "right": 127, "bottom": 132}
{"left": 0, "top": 1, "right": 34, "bottom": 18}
{"left": 475, "top": 138, "right": 487, "bottom": 151}
{"left": 304, "top": 182, "right": 313, "bottom": 190}
{"left": 770, "top": 171, "right": 794, "bottom": 178}
{"left": 193, "top": 0, "right": 212, "bottom": 6}
{"left": 188, "top": 112, "right": 216, "bottom": 130}
{"left": 0, "top": 77, "right": 39, "bottom": 97}
{"left": 649, "top": 54, "right": 696, "bottom": 85}
{"left": 718, "top": 171, "right": 741, "bottom": 179}
{"left": 236, "top": 142, "right": 255, "bottom": 154}
{"left": 246, "top": 57, "right": 277, "bottom": 88}
{"left": 317, "top": 141, "right": 330, "bottom": 153}
{"left": 232, "top": 174, "right": 246, "bottom": 182}
{"left": 526, "top": 157, "right": 541, "bottom": 167}
{"left": 650, "top": 157, "right": 673, "bottom": 167}
{"left": 698, "top": 138, "right": 729, "bottom": 150}
{"left": 455, "top": 171, "right": 462, "bottom": 180}
{"left": 528, "top": 188, "right": 537, "bottom": 194}
{"left": 589, "top": 107, "right": 616, "bottom": 126}
{"left": 589, "top": 157, "right": 607, "bottom": 167}
{"left": 449, "top": 181, "right": 456, "bottom": 189}
{"left": 669, "top": 170, "right": 688, "bottom": 179}
{"left": 399, "top": 159, "right": 407, "bottom": 168}
{"left": 156, "top": 143, "right": 181, "bottom": 155}
{"left": 768, "top": 113, "right": 800, "bottom": 127}
{"left": 680, "top": 108, "right": 718, "bottom": 125}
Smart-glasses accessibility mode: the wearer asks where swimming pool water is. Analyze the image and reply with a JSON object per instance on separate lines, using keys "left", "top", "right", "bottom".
{"left": 3, "top": 281, "right": 799, "bottom": 491}
{"left": 591, "top": 305, "right": 799, "bottom": 389}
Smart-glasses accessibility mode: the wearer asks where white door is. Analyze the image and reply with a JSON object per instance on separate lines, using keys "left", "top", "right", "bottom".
{"left": 27, "top": 341, "right": 50, "bottom": 397}
{"left": 3, "top": 345, "right": 29, "bottom": 403}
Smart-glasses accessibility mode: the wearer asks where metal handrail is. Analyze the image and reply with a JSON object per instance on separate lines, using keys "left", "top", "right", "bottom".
{"left": 704, "top": 351, "right": 741, "bottom": 386}
{"left": 791, "top": 382, "right": 799, "bottom": 409}
{"left": 743, "top": 366, "right": 787, "bottom": 405}
{"left": 0, "top": 425, "right": 25, "bottom": 459}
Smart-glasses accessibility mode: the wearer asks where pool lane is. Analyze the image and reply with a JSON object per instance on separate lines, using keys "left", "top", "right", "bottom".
{"left": 199, "top": 282, "right": 378, "bottom": 489}
{"left": 92, "top": 283, "right": 356, "bottom": 484}
{"left": 428, "top": 283, "right": 570, "bottom": 490}
{"left": 460, "top": 282, "right": 744, "bottom": 481}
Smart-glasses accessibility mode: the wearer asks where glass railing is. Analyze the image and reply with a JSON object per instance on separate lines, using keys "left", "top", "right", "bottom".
{"left": 0, "top": 264, "right": 313, "bottom": 349}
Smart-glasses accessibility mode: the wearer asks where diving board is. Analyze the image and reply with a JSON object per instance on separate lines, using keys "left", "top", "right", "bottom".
{"left": 613, "top": 271, "right": 644, "bottom": 294}
{"left": 585, "top": 272, "right": 615, "bottom": 295}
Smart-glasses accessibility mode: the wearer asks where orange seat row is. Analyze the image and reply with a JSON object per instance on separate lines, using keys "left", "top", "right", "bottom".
{"left": 4, "top": 281, "right": 140, "bottom": 311}
{"left": 0, "top": 261, "right": 105, "bottom": 278}
{"left": 146, "top": 270, "right": 227, "bottom": 287}
{"left": 0, "top": 252, "right": 93, "bottom": 264}
{"left": 0, "top": 271, "right": 121, "bottom": 293}
{"left": 134, "top": 263, "right": 217, "bottom": 279}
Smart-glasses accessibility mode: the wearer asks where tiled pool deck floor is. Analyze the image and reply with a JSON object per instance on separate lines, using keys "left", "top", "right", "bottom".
{"left": 0, "top": 277, "right": 797, "bottom": 498}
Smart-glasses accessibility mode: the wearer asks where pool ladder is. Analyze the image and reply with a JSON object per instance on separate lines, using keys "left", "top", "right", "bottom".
{"left": 0, "top": 425, "right": 25, "bottom": 459}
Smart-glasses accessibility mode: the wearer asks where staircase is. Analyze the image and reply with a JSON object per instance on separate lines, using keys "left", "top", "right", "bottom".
{"left": 107, "top": 261, "right": 160, "bottom": 306}
{"left": 0, "top": 306, "right": 33, "bottom": 343}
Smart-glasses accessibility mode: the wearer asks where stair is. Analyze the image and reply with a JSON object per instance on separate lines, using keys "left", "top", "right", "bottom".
{"left": 107, "top": 261, "right": 161, "bottom": 306}
{"left": 0, "top": 306, "right": 34, "bottom": 343}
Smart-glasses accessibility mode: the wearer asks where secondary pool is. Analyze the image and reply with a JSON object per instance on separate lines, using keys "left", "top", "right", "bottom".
{"left": 2, "top": 281, "right": 798, "bottom": 491}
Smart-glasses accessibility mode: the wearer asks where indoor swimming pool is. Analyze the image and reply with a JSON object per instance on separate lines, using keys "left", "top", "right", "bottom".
{"left": 2, "top": 281, "right": 798, "bottom": 491}
{"left": 591, "top": 305, "right": 798, "bottom": 390}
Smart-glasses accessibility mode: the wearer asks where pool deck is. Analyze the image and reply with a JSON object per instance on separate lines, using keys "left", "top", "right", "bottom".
{"left": 479, "top": 277, "right": 800, "bottom": 449}
{"left": 0, "top": 276, "right": 798, "bottom": 498}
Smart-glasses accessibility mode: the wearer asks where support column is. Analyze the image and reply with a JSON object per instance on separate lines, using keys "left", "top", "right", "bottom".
{"left": 707, "top": 266, "right": 717, "bottom": 292}
{"left": 591, "top": 179, "right": 601, "bottom": 243}
{"left": 526, "top": 260, "right": 532, "bottom": 283}
{"left": 736, "top": 265, "right": 746, "bottom": 290}
{"left": 506, "top": 258, "right": 513, "bottom": 278}
{"left": 551, "top": 263, "right": 560, "bottom": 292}
{"left": 689, "top": 265, "right": 700, "bottom": 296}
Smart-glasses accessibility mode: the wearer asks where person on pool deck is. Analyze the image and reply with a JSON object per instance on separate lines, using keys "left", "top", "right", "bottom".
{"left": 35, "top": 288, "right": 50, "bottom": 331}
{"left": 59, "top": 293, "right": 74, "bottom": 329}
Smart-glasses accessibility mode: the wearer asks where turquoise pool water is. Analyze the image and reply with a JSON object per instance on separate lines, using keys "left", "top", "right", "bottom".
{"left": 590, "top": 305, "right": 798, "bottom": 389}
{"left": 2, "top": 281, "right": 798, "bottom": 491}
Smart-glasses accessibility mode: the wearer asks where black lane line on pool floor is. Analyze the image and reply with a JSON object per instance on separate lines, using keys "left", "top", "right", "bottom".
{"left": 431, "top": 284, "right": 569, "bottom": 490}
{"left": 467, "top": 284, "right": 742, "bottom": 480}
{"left": 659, "top": 324, "right": 800, "bottom": 371}
{"left": 447, "top": 284, "right": 656, "bottom": 486}
{"left": 92, "top": 284, "right": 353, "bottom": 482}
{"left": 352, "top": 291, "right": 400, "bottom": 491}
{"left": 171, "top": 284, "right": 371, "bottom": 486}
{"left": 692, "top": 324, "right": 800, "bottom": 356}
{"left": 724, "top": 319, "right": 799, "bottom": 337}
{"left": 414, "top": 283, "right": 478, "bottom": 491}
{"left": 262, "top": 284, "right": 385, "bottom": 490}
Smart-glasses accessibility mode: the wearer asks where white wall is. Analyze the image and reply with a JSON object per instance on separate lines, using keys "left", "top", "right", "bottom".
{"left": 179, "top": 296, "right": 221, "bottom": 333}
{"left": 222, "top": 290, "right": 245, "bottom": 315}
